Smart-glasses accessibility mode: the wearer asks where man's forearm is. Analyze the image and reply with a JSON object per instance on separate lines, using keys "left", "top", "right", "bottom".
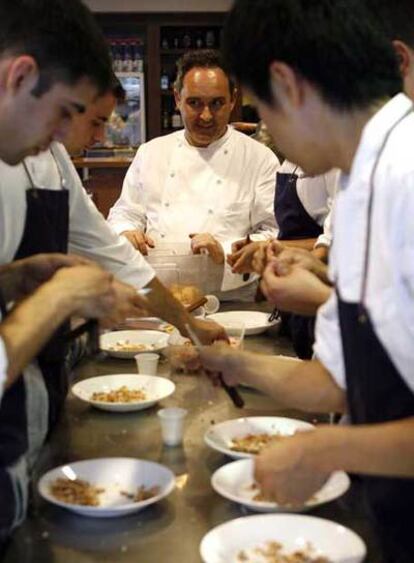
{"left": 0, "top": 261, "right": 24, "bottom": 302}
{"left": 242, "top": 355, "right": 347, "bottom": 413}
{"left": 0, "top": 283, "right": 73, "bottom": 387}
{"left": 282, "top": 238, "right": 317, "bottom": 251}
{"left": 308, "top": 418, "right": 414, "bottom": 478}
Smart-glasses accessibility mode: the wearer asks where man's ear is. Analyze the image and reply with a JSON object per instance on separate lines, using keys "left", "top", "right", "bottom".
{"left": 269, "top": 61, "right": 304, "bottom": 109}
{"left": 174, "top": 88, "right": 181, "bottom": 110}
{"left": 229, "top": 86, "right": 238, "bottom": 112}
{"left": 393, "top": 39, "right": 411, "bottom": 78}
{"left": 5, "top": 55, "right": 38, "bottom": 95}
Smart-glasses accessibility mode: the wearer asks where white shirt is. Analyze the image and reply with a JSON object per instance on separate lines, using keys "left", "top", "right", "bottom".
{"left": 0, "top": 143, "right": 155, "bottom": 288}
{"left": 276, "top": 160, "right": 339, "bottom": 248}
{"left": 314, "top": 94, "right": 414, "bottom": 393}
{"left": 107, "top": 126, "right": 279, "bottom": 292}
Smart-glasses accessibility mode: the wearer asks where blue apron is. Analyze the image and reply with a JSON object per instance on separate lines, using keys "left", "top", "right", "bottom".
{"left": 0, "top": 150, "right": 69, "bottom": 547}
{"left": 274, "top": 169, "right": 323, "bottom": 359}
{"left": 337, "top": 106, "right": 414, "bottom": 562}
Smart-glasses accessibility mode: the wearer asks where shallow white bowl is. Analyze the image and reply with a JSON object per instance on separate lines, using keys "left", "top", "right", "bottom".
{"left": 100, "top": 330, "right": 169, "bottom": 359}
{"left": 200, "top": 513, "right": 366, "bottom": 562}
{"left": 206, "top": 311, "right": 279, "bottom": 336}
{"left": 38, "top": 458, "right": 175, "bottom": 518}
{"left": 71, "top": 374, "right": 175, "bottom": 412}
{"left": 212, "top": 458, "right": 350, "bottom": 513}
{"left": 204, "top": 416, "right": 314, "bottom": 459}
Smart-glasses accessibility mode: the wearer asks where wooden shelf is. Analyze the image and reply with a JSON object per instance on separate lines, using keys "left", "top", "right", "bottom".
{"left": 160, "top": 49, "right": 188, "bottom": 55}
{"left": 73, "top": 156, "right": 134, "bottom": 169}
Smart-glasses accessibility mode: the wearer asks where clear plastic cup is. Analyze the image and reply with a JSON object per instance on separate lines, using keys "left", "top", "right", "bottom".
{"left": 157, "top": 407, "right": 187, "bottom": 447}
{"left": 224, "top": 323, "right": 246, "bottom": 349}
{"left": 135, "top": 352, "right": 160, "bottom": 375}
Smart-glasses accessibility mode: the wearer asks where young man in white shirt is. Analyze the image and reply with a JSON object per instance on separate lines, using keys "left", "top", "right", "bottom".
{"left": 197, "top": 1, "right": 414, "bottom": 561}
{"left": 108, "top": 49, "right": 279, "bottom": 298}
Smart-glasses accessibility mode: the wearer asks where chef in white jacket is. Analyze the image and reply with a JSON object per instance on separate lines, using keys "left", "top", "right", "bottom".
{"left": 108, "top": 49, "right": 279, "bottom": 298}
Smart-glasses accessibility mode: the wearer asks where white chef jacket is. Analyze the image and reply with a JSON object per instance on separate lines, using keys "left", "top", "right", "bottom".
{"left": 276, "top": 160, "right": 339, "bottom": 248}
{"left": 314, "top": 93, "right": 414, "bottom": 393}
{"left": 0, "top": 143, "right": 155, "bottom": 287}
{"left": 107, "top": 126, "right": 279, "bottom": 292}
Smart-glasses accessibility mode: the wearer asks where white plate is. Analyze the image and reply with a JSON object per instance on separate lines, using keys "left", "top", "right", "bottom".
{"left": 205, "top": 417, "right": 314, "bottom": 459}
{"left": 212, "top": 459, "right": 350, "bottom": 513}
{"left": 206, "top": 311, "right": 279, "bottom": 336}
{"left": 200, "top": 513, "right": 366, "bottom": 563}
{"left": 100, "top": 330, "right": 169, "bottom": 359}
{"left": 38, "top": 458, "right": 175, "bottom": 518}
{"left": 71, "top": 374, "right": 175, "bottom": 412}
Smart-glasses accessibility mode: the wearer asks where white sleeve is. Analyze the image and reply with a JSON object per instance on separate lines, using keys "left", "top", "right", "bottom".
{"left": 313, "top": 290, "right": 346, "bottom": 389}
{"left": 107, "top": 146, "right": 148, "bottom": 235}
{"left": 315, "top": 170, "right": 339, "bottom": 249}
{"left": 0, "top": 335, "right": 8, "bottom": 404}
{"left": 54, "top": 145, "right": 155, "bottom": 289}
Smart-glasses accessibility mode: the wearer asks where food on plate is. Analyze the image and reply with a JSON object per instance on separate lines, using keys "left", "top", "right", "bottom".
{"left": 50, "top": 478, "right": 105, "bottom": 506}
{"left": 106, "top": 340, "right": 155, "bottom": 353}
{"left": 230, "top": 433, "right": 284, "bottom": 454}
{"left": 120, "top": 485, "right": 161, "bottom": 502}
{"left": 237, "top": 541, "right": 331, "bottom": 562}
{"left": 91, "top": 385, "right": 147, "bottom": 403}
{"left": 169, "top": 283, "right": 203, "bottom": 306}
{"left": 247, "top": 483, "right": 317, "bottom": 504}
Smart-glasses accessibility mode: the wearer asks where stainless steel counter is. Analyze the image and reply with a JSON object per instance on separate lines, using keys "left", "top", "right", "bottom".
{"left": 4, "top": 309, "right": 384, "bottom": 563}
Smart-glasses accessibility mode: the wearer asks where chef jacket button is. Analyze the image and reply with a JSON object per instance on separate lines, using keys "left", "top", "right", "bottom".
{"left": 216, "top": 179, "right": 222, "bottom": 185}
{"left": 224, "top": 149, "right": 228, "bottom": 155}
{"left": 165, "top": 202, "right": 170, "bottom": 207}
{"left": 160, "top": 233, "right": 165, "bottom": 238}
{"left": 170, "top": 172, "right": 175, "bottom": 178}
{"left": 208, "top": 209, "right": 214, "bottom": 215}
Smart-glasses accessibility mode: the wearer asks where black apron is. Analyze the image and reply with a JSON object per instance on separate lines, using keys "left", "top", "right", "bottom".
{"left": 337, "top": 106, "right": 414, "bottom": 562}
{"left": 0, "top": 150, "right": 70, "bottom": 542}
{"left": 275, "top": 169, "right": 323, "bottom": 359}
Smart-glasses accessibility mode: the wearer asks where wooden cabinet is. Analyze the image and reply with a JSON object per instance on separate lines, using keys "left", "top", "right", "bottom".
{"left": 95, "top": 12, "right": 240, "bottom": 141}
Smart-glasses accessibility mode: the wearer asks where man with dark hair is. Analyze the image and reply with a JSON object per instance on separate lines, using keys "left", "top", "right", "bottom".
{"left": 0, "top": 0, "right": 113, "bottom": 166}
{"left": 198, "top": 2, "right": 414, "bottom": 561}
{"left": 108, "top": 49, "right": 279, "bottom": 299}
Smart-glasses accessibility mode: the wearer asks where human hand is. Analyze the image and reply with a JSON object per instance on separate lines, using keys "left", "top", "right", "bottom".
{"left": 252, "top": 240, "right": 284, "bottom": 275}
{"left": 0, "top": 253, "right": 91, "bottom": 301}
{"left": 199, "top": 342, "right": 254, "bottom": 386}
{"left": 254, "top": 429, "right": 330, "bottom": 507}
{"left": 121, "top": 230, "right": 155, "bottom": 255}
{"left": 260, "top": 261, "right": 332, "bottom": 316}
{"left": 184, "top": 316, "right": 228, "bottom": 345}
{"left": 227, "top": 241, "right": 266, "bottom": 274}
{"left": 274, "top": 246, "right": 329, "bottom": 282}
{"left": 50, "top": 265, "right": 116, "bottom": 319}
{"left": 189, "top": 233, "right": 225, "bottom": 264}
{"left": 101, "top": 280, "right": 150, "bottom": 327}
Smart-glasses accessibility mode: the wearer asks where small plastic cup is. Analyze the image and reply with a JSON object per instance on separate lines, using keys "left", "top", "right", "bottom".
{"left": 135, "top": 352, "right": 160, "bottom": 375}
{"left": 157, "top": 407, "right": 187, "bottom": 447}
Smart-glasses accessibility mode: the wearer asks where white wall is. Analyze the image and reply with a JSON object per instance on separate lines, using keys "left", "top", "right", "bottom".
{"left": 84, "top": 0, "right": 232, "bottom": 12}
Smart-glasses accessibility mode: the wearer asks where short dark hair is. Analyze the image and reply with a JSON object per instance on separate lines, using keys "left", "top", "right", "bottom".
{"left": 223, "top": 0, "right": 402, "bottom": 110}
{"left": 110, "top": 74, "right": 126, "bottom": 103}
{"left": 363, "top": 0, "right": 414, "bottom": 49}
{"left": 0, "top": 0, "right": 113, "bottom": 96}
{"left": 174, "top": 49, "right": 236, "bottom": 96}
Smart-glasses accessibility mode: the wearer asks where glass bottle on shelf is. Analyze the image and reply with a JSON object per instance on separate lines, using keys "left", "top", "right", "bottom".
{"left": 171, "top": 111, "right": 183, "bottom": 129}
{"left": 196, "top": 35, "right": 203, "bottom": 49}
{"left": 161, "top": 37, "right": 169, "bottom": 50}
{"left": 160, "top": 69, "right": 169, "bottom": 90}
{"left": 162, "top": 110, "right": 170, "bottom": 130}
{"left": 173, "top": 36, "right": 179, "bottom": 49}
{"left": 113, "top": 41, "right": 122, "bottom": 73}
{"left": 182, "top": 32, "right": 192, "bottom": 49}
{"left": 124, "top": 41, "right": 133, "bottom": 73}
{"left": 206, "top": 30, "right": 215, "bottom": 48}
